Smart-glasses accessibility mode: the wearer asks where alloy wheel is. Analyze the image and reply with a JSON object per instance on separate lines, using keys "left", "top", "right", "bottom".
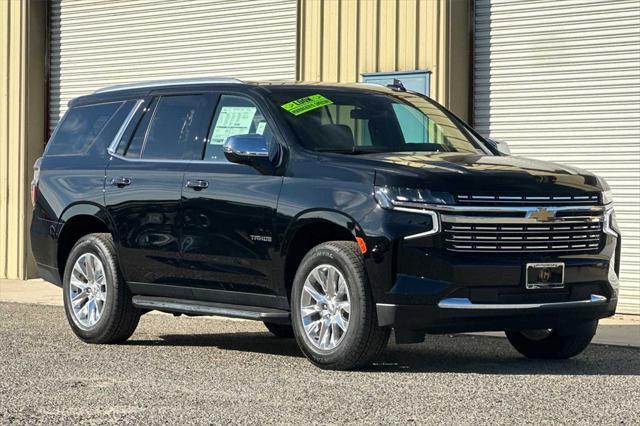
{"left": 69, "top": 253, "right": 107, "bottom": 329}
{"left": 299, "top": 264, "right": 351, "bottom": 350}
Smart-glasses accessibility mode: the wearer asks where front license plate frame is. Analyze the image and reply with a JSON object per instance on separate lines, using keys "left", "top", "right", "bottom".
{"left": 526, "top": 262, "right": 565, "bottom": 289}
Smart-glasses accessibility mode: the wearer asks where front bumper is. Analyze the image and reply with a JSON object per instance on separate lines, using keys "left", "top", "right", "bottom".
{"left": 377, "top": 293, "right": 617, "bottom": 333}
{"left": 364, "top": 204, "right": 621, "bottom": 333}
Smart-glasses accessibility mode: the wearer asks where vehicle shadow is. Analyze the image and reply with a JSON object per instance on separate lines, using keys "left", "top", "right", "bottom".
{"left": 127, "top": 331, "right": 640, "bottom": 376}
{"left": 127, "top": 331, "right": 304, "bottom": 358}
{"left": 375, "top": 334, "right": 640, "bottom": 376}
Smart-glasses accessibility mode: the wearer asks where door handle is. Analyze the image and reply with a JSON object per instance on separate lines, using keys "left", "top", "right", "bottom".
{"left": 111, "top": 177, "right": 132, "bottom": 188}
{"left": 186, "top": 179, "right": 209, "bottom": 191}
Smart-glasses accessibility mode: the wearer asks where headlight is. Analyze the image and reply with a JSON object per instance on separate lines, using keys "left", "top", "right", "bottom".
{"left": 602, "top": 189, "right": 614, "bottom": 205}
{"left": 374, "top": 186, "right": 441, "bottom": 239}
{"left": 374, "top": 186, "right": 449, "bottom": 208}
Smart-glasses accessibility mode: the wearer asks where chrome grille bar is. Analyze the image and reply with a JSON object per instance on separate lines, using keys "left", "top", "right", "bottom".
{"left": 440, "top": 206, "right": 604, "bottom": 254}
{"left": 456, "top": 193, "right": 599, "bottom": 204}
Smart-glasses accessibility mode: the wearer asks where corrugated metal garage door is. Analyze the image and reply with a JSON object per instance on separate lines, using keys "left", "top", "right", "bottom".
{"left": 49, "top": 0, "right": 297, "bottom": 133}
{"left": 474, "top": 0, "right": 640, "bottom": 313}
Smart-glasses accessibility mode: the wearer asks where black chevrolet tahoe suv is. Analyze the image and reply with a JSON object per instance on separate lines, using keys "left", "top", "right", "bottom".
{"left": 31, "top": 78, "right": 620, "bottom": 370}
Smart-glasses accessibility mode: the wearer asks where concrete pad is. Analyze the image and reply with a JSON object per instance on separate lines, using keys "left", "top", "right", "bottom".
{"left": 1, "top": 278, "right": 638, "bottom": 347}
{"left": 0, "top": 278, "right": 61, "bottom": 306}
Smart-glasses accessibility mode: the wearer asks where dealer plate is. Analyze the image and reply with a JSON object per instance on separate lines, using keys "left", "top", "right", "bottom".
{"left": 526, "top": 262, "right": 565, "bottom": 289}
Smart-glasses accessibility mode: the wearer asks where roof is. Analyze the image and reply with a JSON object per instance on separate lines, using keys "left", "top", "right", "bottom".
{"left": 68, "top": 77, "right": 401, "bottom": 107}
{"left": 92, "top": 77, "right": 394, "bottom": 95}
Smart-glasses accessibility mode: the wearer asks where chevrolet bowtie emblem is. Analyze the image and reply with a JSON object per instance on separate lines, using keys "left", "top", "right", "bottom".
{"left": 528, "top": 208, "right": 555, "bottom": 222}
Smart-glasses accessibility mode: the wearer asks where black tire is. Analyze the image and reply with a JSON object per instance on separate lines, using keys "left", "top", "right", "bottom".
{"left": 505, "top": 322, "right": 597, "bottom": 359}
{"left": 290, "top": 241, "right": 390, "bottom": 370}
{"left": 62, "top": 233, "right": 141, "bottom": 344}
{"left": 264, "top": 322, "right": 295, "bottom": 338}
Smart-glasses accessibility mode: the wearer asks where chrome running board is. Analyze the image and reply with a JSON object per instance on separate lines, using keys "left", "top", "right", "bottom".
{"left": 132, "top": 296, "right": 290, "bottom": 324}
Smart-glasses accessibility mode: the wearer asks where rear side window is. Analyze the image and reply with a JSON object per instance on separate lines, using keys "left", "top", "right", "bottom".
{"left": 138, "top": 95, "right": 215, "bottom": 160}
{"left": 46, "top": 101, "right": 131, "bottom": 156}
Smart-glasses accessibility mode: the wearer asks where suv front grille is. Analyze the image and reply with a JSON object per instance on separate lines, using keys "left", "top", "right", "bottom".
{"left": 443, "top": 221, "right": 603, "bottom": 253}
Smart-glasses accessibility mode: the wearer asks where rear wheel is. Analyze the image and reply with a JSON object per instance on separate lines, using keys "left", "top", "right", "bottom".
{"left": 291, "top": 241, "right": 390, "bottom": 370}
{"left": 264, "top": 322, "right": 294, "bottom": 338}
{"left": 505, "top": 322, "right": 597, "bottom": 359}
{"left": 63, "top": 233, "right": 141, "bottom": 343}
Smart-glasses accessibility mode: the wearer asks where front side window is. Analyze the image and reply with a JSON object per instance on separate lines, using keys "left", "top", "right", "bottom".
{"left": 270, "top": 89, "right": 488, "bottom": 155}
{"left": 133, "top": 95, "right": 215, "bottom": 160}
{"left": 203, "top": 95, "right": 273, "bottom": 162}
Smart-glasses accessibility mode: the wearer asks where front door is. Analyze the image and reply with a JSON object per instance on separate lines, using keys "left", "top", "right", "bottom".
{"left": 105, "top": 93, "right": 216, "bottom": 292}
{"left": 180, "top": 94, "right": 284, "bottom": 307}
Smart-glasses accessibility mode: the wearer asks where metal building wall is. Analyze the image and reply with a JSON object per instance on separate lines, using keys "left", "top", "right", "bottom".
{"left": 0, "top": 1, "right": 47, "bottom": 280}
{"left": 474, "top": 0, "right": 640, "bottom": 313}
{"left": 297, "top": 0, "right": 471, "bottom": 120}
{"left": 49, "top": 0, "right": 297, "bottom": 132}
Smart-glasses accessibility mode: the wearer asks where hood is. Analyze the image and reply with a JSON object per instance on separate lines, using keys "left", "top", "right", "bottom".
{"left": 355, "top": 152, "right": 604, "bottom": 195}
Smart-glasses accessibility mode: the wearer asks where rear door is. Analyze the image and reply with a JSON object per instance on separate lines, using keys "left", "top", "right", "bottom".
{"left": 105, "top": 93, "right": 216, "bottom": 293}
{"left": 180, "top": 93, "right": 284, "bottom": 307}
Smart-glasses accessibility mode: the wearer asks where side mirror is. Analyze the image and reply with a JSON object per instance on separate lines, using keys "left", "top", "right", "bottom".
{"left": 223, "top": 134, "right": 269, "bottom": 164}
{"left": 487, "top": 138, "right": 511, "bottom": 155}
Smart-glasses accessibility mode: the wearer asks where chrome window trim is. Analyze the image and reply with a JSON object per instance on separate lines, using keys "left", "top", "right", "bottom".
{"left": 437, "top": 294, "right": 607, "bottom": 310}
{"left": 106, "top": 99, "right": 145, "bottom": 155}
{"left": 108, "top": 152, "right": 193, "bottom": 164}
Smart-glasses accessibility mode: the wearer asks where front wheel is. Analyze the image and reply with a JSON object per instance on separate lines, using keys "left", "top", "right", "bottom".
{"left": 291, "top": 241, "right": 390, "bottom": 370}
{"left": 505, "top": 321, "right": 597, "bottom": 359}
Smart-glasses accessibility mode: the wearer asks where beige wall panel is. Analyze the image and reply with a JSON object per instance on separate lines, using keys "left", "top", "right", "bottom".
{"left": 416, "top": 0, "right": 432, "bottom": 71}
{"left": 357, "top": 0, "right": 378, "bottom": 74}
{"left": 0, "top": 0, "right": 8, "bottom": 278}
{"left": 377, "top": 0, "right": 397, "bottom": 72}
{"left": 322, "top": 0, "right": 340, "bottom": 81}
{"left": 297, "top": 0, "right": 471, "bottom": 119}
{"left": 338, "top": 0, "right": 358, "bottom": 81}
{"left": 397, "top": 0, "right": 418, "bottom": 70}
{"left": 0, "top": 1, "right": 46, "bottom": 279}
{"left": 446, "top": 0, "right": 470, "bottom": 119}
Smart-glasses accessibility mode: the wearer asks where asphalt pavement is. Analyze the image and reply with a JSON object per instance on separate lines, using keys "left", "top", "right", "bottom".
{"left": 1, "top": 302, "right": 639, "bottom": 425}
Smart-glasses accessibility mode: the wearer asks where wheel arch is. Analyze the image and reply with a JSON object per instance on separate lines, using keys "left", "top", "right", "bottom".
{"left": 56, "top": 203, "right": 115, "bottom": 282}
{"left": 280, "top": 210, "right": 366, "bottom": 302}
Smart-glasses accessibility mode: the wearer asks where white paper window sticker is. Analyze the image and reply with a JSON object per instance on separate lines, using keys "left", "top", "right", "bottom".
{"left": 210, "top": 106, "right": 257, "bottom": 145}
{"left": 256, "top": 121, "right": 267, "bottom": 135}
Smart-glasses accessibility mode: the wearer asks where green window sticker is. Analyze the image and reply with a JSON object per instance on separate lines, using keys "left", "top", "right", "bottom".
{"left": 281, "top": 94, "right": 333, "bottom": 116}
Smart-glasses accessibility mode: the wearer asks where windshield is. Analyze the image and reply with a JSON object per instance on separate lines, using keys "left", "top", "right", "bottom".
{"left": 269, "top": 88, "right": 490, "bottom": 155}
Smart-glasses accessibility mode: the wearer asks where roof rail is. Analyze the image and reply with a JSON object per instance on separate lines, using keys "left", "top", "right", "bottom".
{"left": 93, "top": 77, "right": 243, "bottom": 94}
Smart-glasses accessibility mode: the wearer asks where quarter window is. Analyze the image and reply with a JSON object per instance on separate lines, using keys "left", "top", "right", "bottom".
{"left": 46, "top": 102, "right": 129, "bottom": 156}
{"left": 137, "top": 95, "right": 215, "bottom": 160}
{"left": 203, "top": 95, "right": 273, "bottom": 162}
